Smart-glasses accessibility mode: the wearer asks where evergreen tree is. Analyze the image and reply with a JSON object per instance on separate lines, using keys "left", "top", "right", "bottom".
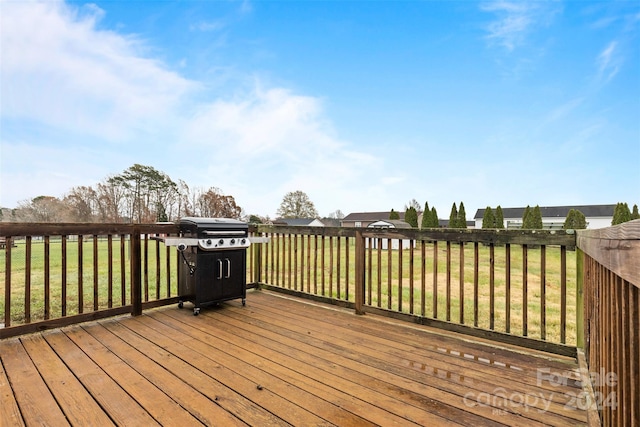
{"left": 430, "top": 207, "right": 439, "bottom": 227}
{"left": 449, "top": 203, "right": 458, "bottom": 228}
{"left": 632, "top": 204, "right": 640, "bottom": 220}
{"left": 389, "top": 209, "right": 400, "bottom": 220}
{"left": 563, "top": 209, "right": 586, "bottom": 229}
{"left": 405, "top": 206, "right": 418, "bottom": 228}
{"left": 482, "top": 207, "right": 495, "bottom": 228}
{"left": 575, "top": 210, "right": 587, "bottom": 229}
{"left": 458, "top": 202, "right": 467, "bottom": 229}
{"left": 612, "top": 203, "right": 620, "bottom": 225}
{"left": 624, "top": 202, "right": 632, "bottom": 222}
{"left": 421, "top": 202, "right": 430, "bottom": 229}
{"left": 249, "top": 215, "right": 263, "bottom": 224}
{"left": 564, "top": 209, "right": 575, "bottom": 230}
{"left": 612, "top": 202, "right": 632, "bottom": 225}
{"left": 532, "top": 205, "right": 543, "bottom": 229}
{"left": 522, "top": 205, "right": 531, "bottom": 229}
{"left": 495, "top": 206, "right": 505, "bottom": 229}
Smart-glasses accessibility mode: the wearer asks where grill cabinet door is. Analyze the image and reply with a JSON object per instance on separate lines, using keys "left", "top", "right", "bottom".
{"left": 195, "top": 250, "right": 246, "bottom": 306}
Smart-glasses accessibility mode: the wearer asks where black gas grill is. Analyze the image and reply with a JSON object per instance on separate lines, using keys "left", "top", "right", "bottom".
{"left": 172, "top": 217, "right": 250, "bottom": 315}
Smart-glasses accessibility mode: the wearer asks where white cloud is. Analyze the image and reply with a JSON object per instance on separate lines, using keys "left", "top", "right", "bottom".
{"left": 596, "top": 41, "right": 622, "bottom": 83}
{"left": 1, "top": 0, "right": 197, "bottom": 142}
{"left": 184, "top": 87, "right": 333, "bottom": 155}
{"left": 190, "top": 20, "right": 225, "bottom": 32}
{"left": 481, "top": 1, "right": 560, "bottom": 51}
{"left": 546, "top": 97, "right": 585, "bottom": 122}
{"left": 178, "top": 85, "right": 380, "bottom": 216}
{"left": 0, "top": 0, "right": 381, "bottom": 217}
{"left": 239, "top": 0, "right": 253, "bottom": 15}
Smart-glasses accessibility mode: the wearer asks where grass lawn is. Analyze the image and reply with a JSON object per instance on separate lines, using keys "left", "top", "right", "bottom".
{"left": 1, "top": 237, "right": 178, "bottom": 326}
{"left": 2, "top": 234, "right": 577, "bottom": 345}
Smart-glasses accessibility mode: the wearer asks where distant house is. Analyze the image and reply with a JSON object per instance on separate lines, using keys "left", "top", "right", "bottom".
{"left": 341, "top": 212, "right": 406, "bottom": 228}
{"left": 366, "top": 219, "right": 414, "bottom": 249}
{"left": 341, "top": 211, "right": 473, "bottom": 229}
{"left": 367, "top": 219, "right": 412, "bottom": 229}
{"left": 473, "top": 204, "right": 616, "bottom": 230}
{"left": 273, "top": 218, "right": 325, "bottom": 227}
{"left": 320, "top": 218, "right": 342, "bottom": 227}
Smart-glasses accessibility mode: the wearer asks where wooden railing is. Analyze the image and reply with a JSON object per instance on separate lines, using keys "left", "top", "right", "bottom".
{"left": 576, "top": 219, "right": 640, "bottom": 427}
{"left": 250, "top": 225, "right": 577, "bottom": 354}
{"left": 1, "top": 223, "right": 182, "bottom": 338}
{"left": 4, "top": 220, "right": 637, "bottom": 424}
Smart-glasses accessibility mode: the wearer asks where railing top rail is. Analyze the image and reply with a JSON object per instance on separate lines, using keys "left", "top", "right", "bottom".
{"left": 577, "top": 219, "right": 640, "bottom": 288}
{"left": 255, "top": 224, "right": 576, "bottom": 246}
{"left": 0, "top": 222, "right": 180, "bottom": 237}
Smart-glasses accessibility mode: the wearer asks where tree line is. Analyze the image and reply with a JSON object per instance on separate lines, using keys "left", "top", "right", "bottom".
{"left": 1, "top": 164, "right": 243, "bottom": 223}
{"left": 389, "top": 200, "right": 639, "bottom": 230}
{"left": 391, "top": 200, "right": 467, "bottom": 229}
{"left": 3, "top": 168, "right": 637, "bottom": 228}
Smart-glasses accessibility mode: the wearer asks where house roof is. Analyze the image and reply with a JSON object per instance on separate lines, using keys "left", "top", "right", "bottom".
{"left": 473, "top": 204, "right": 616, "bottom": 220}
{"left": 367, "top": 219, "right": 412, "bottom": 229}
{"left": 320, "top": 218, "right": 342, "bottom": 227}
{"left": 273, "top": 218, "right": 324, "bottom": 226}
{"left": 342, "top": 211, "right": 405, "bottom": 221}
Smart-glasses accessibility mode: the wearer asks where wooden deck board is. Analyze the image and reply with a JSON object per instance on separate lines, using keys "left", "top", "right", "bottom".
{"left": 0, "top": 341, "right": 26, "bottom": 427}
{"left": 20, "top": 334, "right": 116, "bottom": 426}
{"left": 0, "top": 339, "right": 69, "bottom": 427}
{"left": 43, "top": 329, "right": 161, "bottom": 427}
{"left": 206, "top": 301, "right": 577, "bottom": 426}
{"left": 0, "top": 290, "right": 590, "bottom": 426}
{"left": 217, "top": 294, "right": 585, "bottom": 425}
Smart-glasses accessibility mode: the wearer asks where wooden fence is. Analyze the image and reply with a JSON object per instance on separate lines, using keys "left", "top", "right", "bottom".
{"left": 0, "top": 223, "right": 181, "bottom": 338}
{"left": 577, "top": 219, "right": 640, "bottom": 427}
{"left": 3, "top": 220, "right": 638, "bottom": 425}
{"left": 251, "top": 225, "right": 577, "bottom": 354}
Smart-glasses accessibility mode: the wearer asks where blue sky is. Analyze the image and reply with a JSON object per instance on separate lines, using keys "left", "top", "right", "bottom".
{"left": 1, "top": 0, "right": 639, "bottom": 219}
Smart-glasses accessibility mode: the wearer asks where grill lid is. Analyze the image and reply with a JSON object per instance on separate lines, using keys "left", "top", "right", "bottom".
{"left": 180, "top": 217, "right": 248, "bottom": 230}
{"left": 177, "top": 217, "right": 249, "bottom": 250}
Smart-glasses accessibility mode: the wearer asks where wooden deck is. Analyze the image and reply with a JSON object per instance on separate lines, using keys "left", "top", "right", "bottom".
{"left": 1, "top": 290, "right": 590, "bottom": 426}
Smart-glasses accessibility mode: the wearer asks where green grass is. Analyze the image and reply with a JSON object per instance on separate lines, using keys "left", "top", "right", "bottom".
{"left": 2, "top": 234, "right": 577, "bottom": 346}
{"left": 1, "top": 237, "right": 178, "bottom": 326}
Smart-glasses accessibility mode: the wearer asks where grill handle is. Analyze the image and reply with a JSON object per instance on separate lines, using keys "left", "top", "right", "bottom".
{"left": 217, "top": 259, "right": 223, "bottom": 279}
{"left": 203, "top": 230, "right": 246, "bottom": 236}
{"left": 225, "top": 259, "right": 231, "bottom": 278}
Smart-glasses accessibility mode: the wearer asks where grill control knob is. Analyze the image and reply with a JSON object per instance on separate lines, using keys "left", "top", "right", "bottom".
{"left": 207, "top": 239, "right": 212, "bottom": 245}
{"left": 230, "top": 239, "right": 236, "bottom": 245}
{"left": 241, "top": 238, "right": 246, "bottom": 244}
{"left": 219, "top": 239, "right": 224, "bottom": 245}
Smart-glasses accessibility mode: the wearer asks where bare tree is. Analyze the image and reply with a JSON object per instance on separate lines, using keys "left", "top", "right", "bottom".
{"left": 405, "top": 199, "right": 422, "bottom": 212}
{"left": 15, "top": 196, "right": 68, "bottom": 222}
{"left": 197, "top": 187, "right": 242, "bottom": 219}
{"left": 277, "top": 191, "right": 318, "bottom": 218}
{"left": 64, "top": 186, "right": 98, "bottom": 222}
{"left": 327, "top": 209, "right": 345, "bottom": 219}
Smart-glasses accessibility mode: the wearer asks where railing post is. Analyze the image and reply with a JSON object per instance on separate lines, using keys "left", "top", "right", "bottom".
{"left": 4, "top": 238, "right": 12, "bottom": 327}
{"left": 254, "top": 241, "right": 263, "bottom": 284}
{"left": 130, "top": 228, "right": 142, "bottom": 316}
{"left": 355, "top": 230, "right": 365, "bottom": 315}
{"left": 576, "top": 247, "right": 585, "bottom": 350}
